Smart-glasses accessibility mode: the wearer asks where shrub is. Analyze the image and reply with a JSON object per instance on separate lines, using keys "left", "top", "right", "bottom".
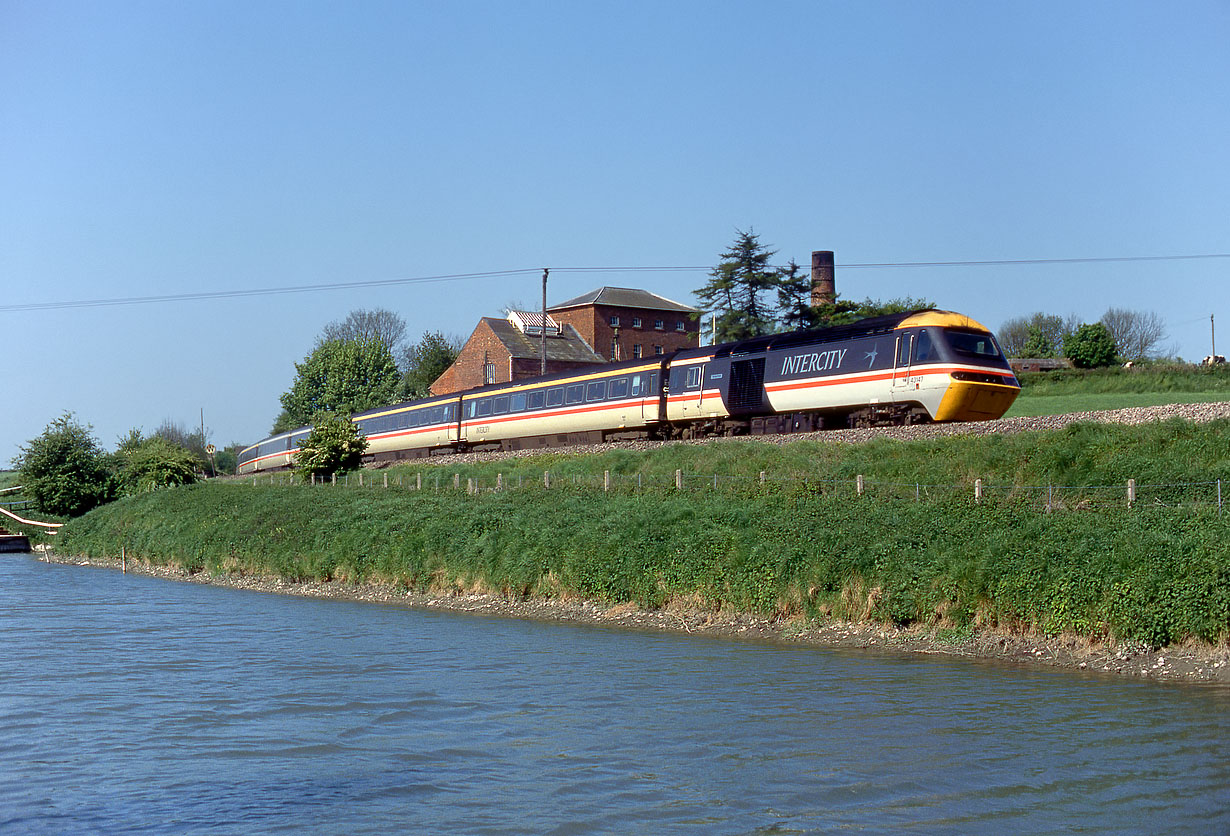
{"left": 14, "top": 412, "right": 115, "bottom": 516}
{"left": 1063, "top": 322, "right": 1118, "bottom": 368}
{"left": 293, "top": 412, "right": 368, "bottom": 481}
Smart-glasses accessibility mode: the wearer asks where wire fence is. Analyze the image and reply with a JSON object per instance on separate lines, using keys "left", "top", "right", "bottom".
{"left": 246, "top": 469, "right": 1227, "bottom": 515}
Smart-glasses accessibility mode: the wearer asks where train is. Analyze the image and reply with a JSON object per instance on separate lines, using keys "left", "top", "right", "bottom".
{"left": 237, "top": 309, "right": 1020, "bottom": 474}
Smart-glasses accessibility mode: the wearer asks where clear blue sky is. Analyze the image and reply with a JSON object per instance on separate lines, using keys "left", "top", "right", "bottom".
{"left": 2, "top": 0, "right": 1227, "bottom": 461}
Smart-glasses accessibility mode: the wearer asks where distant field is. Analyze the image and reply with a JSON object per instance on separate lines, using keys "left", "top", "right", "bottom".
{"left": 1006, "top": 391, "right": 1230, "bottom": 418}
{"left": 1007, "top": 365, "right": 1230, "bottom": 417}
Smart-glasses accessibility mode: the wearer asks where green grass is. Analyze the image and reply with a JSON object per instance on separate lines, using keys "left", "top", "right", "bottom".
{"left": 63, "top": 420, "right": 1230, "bottom": 649}
{"left": 1006, "top": 364, "right": 1230, "bottom": 417}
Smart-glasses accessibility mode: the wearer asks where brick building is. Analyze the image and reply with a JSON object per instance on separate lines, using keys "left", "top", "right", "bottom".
{"left": 548, "top": 287, "right": 700, "bottom": 362}
{"left": 430, "top": 287, "right": 702, "bottom": 395}
{"left": 429, "top": 312, "right": 604, "bottom": 395}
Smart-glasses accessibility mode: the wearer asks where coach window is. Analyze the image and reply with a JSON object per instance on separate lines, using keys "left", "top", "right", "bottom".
{"left": 547, "top": 387, "right": 564, "bottom": 407}
{"left": 529, "top": 390, "right": 546, "bottom": 410}
{"left": 609, "top": 377, "right": 629, "bottom": 399}
{"left": 478, "top": 399, "right": 493, "bottom": 417}
{"left": 565, "top": 384, "right": 584, "bottom": 404}
{"left": 511, "top": 392, "right": 527, "bottom": 412}
{"left": 437, "top": 406, "right": 448, "bottom": 423}
{"left": 913, "top": 330, "right": 934, "bottom": 363}
{"left": 685, "top": 366, "right": 702, "bottom": 388}
{"left": 630, "top": 374, "right": 643, "bottom": 396}
{"left": 586, "top": 380, "right": 606, "bottom": 401}
{"left": 493, "top": 396, "right": 509, "bottom": 415}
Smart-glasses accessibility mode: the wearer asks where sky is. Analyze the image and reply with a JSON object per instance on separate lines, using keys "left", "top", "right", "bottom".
{"left": 2, "top": 0, "right": 1227, "bottom": 462}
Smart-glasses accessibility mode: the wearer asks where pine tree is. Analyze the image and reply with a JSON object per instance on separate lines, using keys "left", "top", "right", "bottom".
{"left": 696, "top": 229, "right": 780, "bottom": 342}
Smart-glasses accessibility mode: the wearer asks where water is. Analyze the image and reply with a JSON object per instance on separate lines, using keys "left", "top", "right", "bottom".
{"left": 1, "top": 557, "right": 1226, "bottom": 835}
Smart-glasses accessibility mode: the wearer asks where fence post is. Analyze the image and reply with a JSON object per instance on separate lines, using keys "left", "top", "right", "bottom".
{"left": 544, "top": 470, "right": 551, "bottom": 489}
{"left": 1219, "top": 479, "right": 1223, "bottom": 516}
{"left": 676, "top": 469, "right": 683, "bottom": 490}
{"left": 467, "top": 478, "right": 474, "bottom": 495}
{"left": 856, "top": 474, "right": 864, "bottom": 497}
{"left": 497, "top": 473, "right": 503, "bottom": 491}
{"left": 384, "top": 473, "right": 388, "bottom": 488}
{"left": 332, "top": 473, "right": 337, "bottom": 486}
{"left": 760, "top": 471, "right": 766, "bottom": 485}
{"left": 416, "top": 473, "right": 422, "bottom": 491}
{"left": 604, "top": 470, "right": 610, "bottom": 492}
{"left": 1127, "top": 478, "right": 1136, "bottom": 508}
{"left": 974, "top": 478, "right": 983, "bottom": 504}
{"left": 453, "top": 473, "right": 460, "bottom": 490}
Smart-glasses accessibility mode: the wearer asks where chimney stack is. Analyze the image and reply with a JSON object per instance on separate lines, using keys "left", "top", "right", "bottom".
{"left": 810, "top": 250, "right": 835, "bottom": 308}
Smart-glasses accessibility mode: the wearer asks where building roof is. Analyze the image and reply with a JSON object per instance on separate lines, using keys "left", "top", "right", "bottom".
{"left": 481, "top": 317, "right": 605, "bottom": 364}
{"left": 549, "top": 286, "right": 699, "bottom": 314}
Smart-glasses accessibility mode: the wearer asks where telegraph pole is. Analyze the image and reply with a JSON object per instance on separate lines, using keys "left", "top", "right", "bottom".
{"left": 541, "top": 268, "right": 549, "bottom": 374}
{"left": 1212, "top": 314, "right": 1217, "bottom": 358}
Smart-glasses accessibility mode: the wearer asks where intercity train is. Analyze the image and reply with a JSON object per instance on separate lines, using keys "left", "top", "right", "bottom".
{"left": 237, "top": 309, "right": 1019, "bottom": 474}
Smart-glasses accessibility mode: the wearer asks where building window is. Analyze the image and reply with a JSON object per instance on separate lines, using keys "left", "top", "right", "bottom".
{"left": 633, "top": 344, "right": 642, "bottom": 359}
{"left": 675, "top": 321, "right": 686, "bottom": 331}
{"left": 483, "top": 362, "right": 496, "bottom": 385}
{"left": 632, "top": 317, "right": 642, "bottom": 328}
{"left": 654, "top": 345, "right": 664, "bottom": 356}
{"left": 609, "top": 315, "right": 620, "bottom": 327}
{"left": 654, "top": 319, "right": 664, "bottom": 330}
{"left": 610, "top": 338, "right": 619, "bottom": 361}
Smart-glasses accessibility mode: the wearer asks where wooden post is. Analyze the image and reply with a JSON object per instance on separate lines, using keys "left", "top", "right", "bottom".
{"left": 497, "top": 473, "right": 504, "bottom": 491}
{"left": 975, "top": 478, "right": 983, "bottom": 504}
{"left": 544, "top": 470, "right": 551, "bottom": 488}
{"left": 416, "top": 473, "right": 422, "bottom": 491}
{"left": 383, "top": 473, "right": 388, "bottom": 488}
{"left": 676, "top": 469, "right": 682, "bottom": 490}
{"left": 604, "top": 470, "right": 610, "bottom": 492}
{"left": 454, "top": 473, "right": 460, "bottom": 489}
{"left": 856, "top": 474, "right": 865, "bottom": 496}
{"left": 760, "top": 471, "right": 766, "bottom": 485}
{"left": 332, "top": 473, "right": 337, "bottom": 486}
{"left": 1127, "top": 478, "right": 1136, "bottom": 508}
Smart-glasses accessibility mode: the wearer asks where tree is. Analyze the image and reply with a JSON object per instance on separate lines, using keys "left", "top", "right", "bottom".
{"left": 115, "top": 436, "right": 201, "bottom": 494}
{"left": 14, "top": 413, "right": 115, "bottom": 517}
{"left": 696, "top": 229, "right": 780, "bottom": 342}
{"left": 320, "top": 309, "right": 409, "bottom": 369}
{"left": 1063, "top": 322, "right": 1118, "bottom": 368}
{"left": 293, "top": 412, "right": 368, "bottom": 481}
{"left": 1021, "top": 325, "right": 1056, "bottom": 358}
{"left": 998, "top": 312, "right": 1080, "bottom": 358}
{"left": 400, "top": 331, "right": 463, "bottom": 399}
{"left": 775, "top": 260, "right": 824, "bottom": 331}
{"left": 279, "top": 337, "right": 401, "bottom": 428}
{"left": 1100, "top": 307, "right": 1167, "bottom": 361}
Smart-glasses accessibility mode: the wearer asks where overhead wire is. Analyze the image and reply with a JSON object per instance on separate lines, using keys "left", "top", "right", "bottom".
{"left": 2, "top": 254, "right": 1227, "bottom": 313}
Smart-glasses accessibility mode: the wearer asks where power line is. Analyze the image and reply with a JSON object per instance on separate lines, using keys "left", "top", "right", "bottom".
{"left": 3, "top": 253, "right": 1227, "bottom": 313}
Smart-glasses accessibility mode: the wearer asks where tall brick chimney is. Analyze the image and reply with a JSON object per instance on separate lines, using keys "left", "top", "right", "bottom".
{"left": 810, "top": 250, "right": 835, "bottom": 307}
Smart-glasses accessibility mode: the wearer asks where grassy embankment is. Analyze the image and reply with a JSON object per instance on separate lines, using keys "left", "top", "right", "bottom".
{"left": 1007, "top": 363, "right": 1230, "bottom": 416}
{"left": 60, "top": 417, "right": 1230, "bottom": 649}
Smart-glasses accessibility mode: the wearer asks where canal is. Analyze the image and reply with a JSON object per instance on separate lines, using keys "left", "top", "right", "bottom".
{"left": 1, "top": 557, "right": 1226, "bottom": 834}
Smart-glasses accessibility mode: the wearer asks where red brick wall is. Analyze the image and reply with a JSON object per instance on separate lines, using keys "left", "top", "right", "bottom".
{"left": 431, "top": 319, "right": 608, "bottom": 395}
{"left": 552, "top": 304, "right": 698, "bottom": 361}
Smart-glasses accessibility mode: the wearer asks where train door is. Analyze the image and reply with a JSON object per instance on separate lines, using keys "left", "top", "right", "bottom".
{"left": 893, "top": 333, "right": 914, "bottom": 391}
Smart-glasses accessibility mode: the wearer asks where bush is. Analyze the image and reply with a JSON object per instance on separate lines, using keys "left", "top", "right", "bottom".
{"left": 14, "top": 413, "right": 115, "bottom": 517}
{"left": 117, "top": 437, "right": 201, "bottom": 494}
{"left": 1063, "top": 323, "right": 1118, "bottom": 368}
{"left": 293, "top": 412, "right": 368, "bottom": 481}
